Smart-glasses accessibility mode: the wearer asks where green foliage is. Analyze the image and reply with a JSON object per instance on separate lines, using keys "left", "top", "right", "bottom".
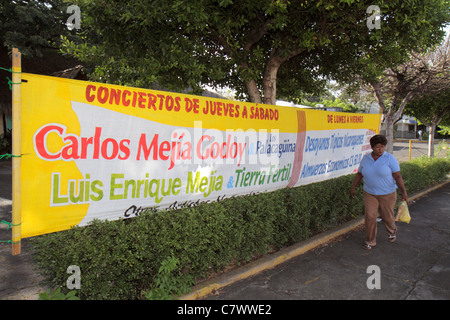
{"left": 0, "top": 0, "right": 77, "bottom": 57}
{"left": 400, "top": 156, "right": 450, "bottom": 194}
{"left": 60, "top": 0, "right": 449, "bottom": 102}
{"left": 32, "top": 157, "right": 450, "bottom": 299}
{"left": 405, "top": 88, "right": 450, "bottom": 127}
{"left": 39, "top": 288, "right": 80, "bottom": 300}
{"left": 438, "top": 126, "right": 450, "bottom": 136}
{"left": 302, "top": 98, "right": 363, "bottom": 113}
{"left": 142, "top": 256, "right": 194, "bottom": 300}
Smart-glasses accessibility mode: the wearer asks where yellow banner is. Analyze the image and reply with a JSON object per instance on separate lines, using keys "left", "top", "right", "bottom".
{"left": 19, "top": 73, "right": 381, "bottom": 238}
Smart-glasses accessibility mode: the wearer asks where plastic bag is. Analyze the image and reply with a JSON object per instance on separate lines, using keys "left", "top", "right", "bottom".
{"left": 396, "top": 201, "right": 411, "bottom": 224}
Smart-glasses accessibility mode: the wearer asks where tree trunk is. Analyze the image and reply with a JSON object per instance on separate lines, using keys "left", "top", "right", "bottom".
{"left": 371, "top": 81, "right": 415, "bottom": 154}
{"left": 261, "top": 49, "right": 303, "bottom": 105}
{"left": 417, "top": 109, "right": 449, "bottom": 158}
{"left": 384, "top": 111, "right": 395, "bottom": 153}
{"left": 245, "top": 79, "right": 262, "bottom": 104}
{"left": 262, "top": 56, "right": 283, "bottom": 105}
{"left": 428, "top": 123, "right": 436, "bottom": 157}
{"left": 370, "top": 81, "right": 395, "bottom": 152}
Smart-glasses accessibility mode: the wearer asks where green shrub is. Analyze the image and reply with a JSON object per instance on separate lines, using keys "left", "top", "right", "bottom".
{"left": 142, "top": 256, "right": 194, "bottom": 300}
{"left": 400, "top": 156, "right": 450, "bottom": 194}
{"left": 32, "top": 156, "right": 449, "bottom": 299}
{"left": 39, "top": 288, "right": 80, "bottom": 300}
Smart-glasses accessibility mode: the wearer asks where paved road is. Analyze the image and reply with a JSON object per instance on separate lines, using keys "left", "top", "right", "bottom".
{"left": 393, "top": 139, "right": 447, "bottom": 162}
{"left": 0, "top": 160, "right": 45, "bottom": 300}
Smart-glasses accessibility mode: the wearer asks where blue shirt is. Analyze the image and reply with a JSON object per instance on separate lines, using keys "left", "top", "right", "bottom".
{"left": 358, "top": 152, "right": 400, "bottom": 195}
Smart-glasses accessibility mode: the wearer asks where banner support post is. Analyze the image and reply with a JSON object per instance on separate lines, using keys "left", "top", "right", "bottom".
{"left": 11, "top": 48, "right": 22, "bottom": 255}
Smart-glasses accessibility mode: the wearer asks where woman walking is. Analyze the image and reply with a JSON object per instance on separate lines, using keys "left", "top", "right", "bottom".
{"left": 350, "top": 135, "right": 408, "bottom": 250}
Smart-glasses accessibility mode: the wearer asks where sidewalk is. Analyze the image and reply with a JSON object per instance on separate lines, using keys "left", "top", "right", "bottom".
{"left": 0, "top": 160, "right": 46, "bottom": 300}
{"left": 194, "top": 181, "right": 450, "bottom": 300}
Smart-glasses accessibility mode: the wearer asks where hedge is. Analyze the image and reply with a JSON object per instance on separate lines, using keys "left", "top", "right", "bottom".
{"left": 31, "top": 156, "right": 450, "bottom": 300}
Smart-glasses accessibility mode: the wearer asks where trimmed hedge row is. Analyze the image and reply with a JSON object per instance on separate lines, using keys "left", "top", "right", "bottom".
{"left": 32, "top": 156, "right": 450, "bottom": 300}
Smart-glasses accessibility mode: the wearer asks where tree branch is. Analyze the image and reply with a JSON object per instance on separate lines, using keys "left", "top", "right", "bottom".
{"left": 262, "top": 47, "right": 304, "bottom": 105}
{"left": 239, "top": 19, "right": 274, "bottom": 103}
{"left": 243, "top": 19, "right": 274, "bottom": 52}
{"left": 369, "top": 80, "right": 386, "bottom": 113}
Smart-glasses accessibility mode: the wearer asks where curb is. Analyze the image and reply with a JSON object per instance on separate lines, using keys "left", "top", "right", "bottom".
{"left": 179, "top": 178, "right": 450, "bottom": 300}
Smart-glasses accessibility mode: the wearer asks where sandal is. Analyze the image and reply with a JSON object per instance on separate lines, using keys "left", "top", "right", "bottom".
{"left": 388, "top": 235, "right": 396, "bottom": 243}
{"left": 363, "top": 243, "right": 373, "bottom": 250}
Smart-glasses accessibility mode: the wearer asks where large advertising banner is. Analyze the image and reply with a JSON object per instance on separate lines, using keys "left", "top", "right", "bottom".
{"left": 20, "top": 73, "right": 381, "bottom": 238}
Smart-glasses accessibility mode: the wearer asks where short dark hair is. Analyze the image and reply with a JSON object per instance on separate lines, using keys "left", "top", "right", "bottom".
{"left": 370, "top": 135, "right": 387, "bottom": 148}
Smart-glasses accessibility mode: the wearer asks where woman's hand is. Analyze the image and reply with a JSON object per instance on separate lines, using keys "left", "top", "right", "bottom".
{"left": 400, "top": 190, "right": 408, "bottom": 202}
{"left": 350, "top": 172, "right": 363, "bottom": 198}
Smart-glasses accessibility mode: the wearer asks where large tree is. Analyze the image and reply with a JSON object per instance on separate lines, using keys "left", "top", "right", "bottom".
{"left": 406, "top": 88, "right": 450, "bottom": 156}
{"left": 326, "top": 3, "right": 449, "bottom": 152}
{"left": 403, "top": 37, "right": 450, "bottom": 156}
{"left": 61, "top": 0, "right": 449, "bottom": 107}
{"left": 355, "top": 47, "right": 449, "bottom": 152}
